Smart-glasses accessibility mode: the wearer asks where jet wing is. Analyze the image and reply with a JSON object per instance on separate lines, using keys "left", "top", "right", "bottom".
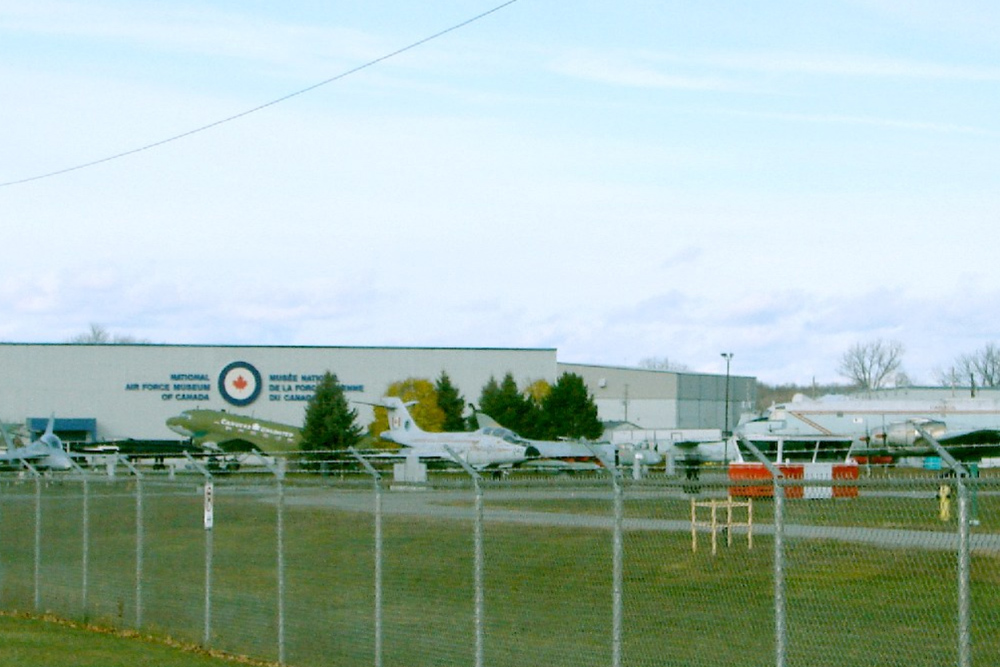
{"left": 934, "top": 429, "right": 1000, "bottom": 446}
{"left": 0, "top": 443, "right": 75, "bottom": 471}
{"left": 529, "top": 440, "right": 596, "bottom": 459}
{"left": 0, "top": 448, "right": 43, "bottom": 463}
{"left": 73, "top": 439, "right": 205, "bottom": 456}
{"left": 853, "top": 428, "right": 1000, "bottom": 462}
{"left": 916, "top": 428, "right": 1000, "bottom": 461}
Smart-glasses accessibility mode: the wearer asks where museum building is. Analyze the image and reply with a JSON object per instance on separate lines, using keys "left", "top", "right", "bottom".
{"left": 0, "top": 343, "right": 756, "bottom": 443}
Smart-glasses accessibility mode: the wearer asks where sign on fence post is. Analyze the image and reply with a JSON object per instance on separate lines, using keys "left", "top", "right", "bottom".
{"left": 204, "top": 481, "right": 214, "bottom": 530}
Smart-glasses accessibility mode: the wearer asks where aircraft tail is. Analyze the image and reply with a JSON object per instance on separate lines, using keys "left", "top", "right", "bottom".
{"left": 39, "top": 414, "right": 63, "bottom": 451}
{"left": 378, "top": 397, "right": 425, "bottom": 440}
{"left": 472, "top": 410, "right": 502, "bottom": 430}
{"left": 0, "top": 422, "right": 16, "bottom": 451}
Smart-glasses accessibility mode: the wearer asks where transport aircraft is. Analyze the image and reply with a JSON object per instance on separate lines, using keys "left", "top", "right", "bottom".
{"left": 0, "top": 415, "right": 74, "bottom": 471}
{"left": 166, "top": 409, "right": 301, "bottom": 454}
{"left": 370, "top": 397, "right": 530, "bottom": 469}
{"left": 735, "top": 394, "right": 1000, "bottom": 463}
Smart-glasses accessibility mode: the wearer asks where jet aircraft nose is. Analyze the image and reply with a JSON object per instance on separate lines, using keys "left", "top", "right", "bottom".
{"left": 46, "top": 453, "right": 74, "bottom": 471}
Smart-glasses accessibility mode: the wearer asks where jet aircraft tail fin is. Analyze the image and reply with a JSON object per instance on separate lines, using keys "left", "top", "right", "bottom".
{"left": 39, "top": 414, "right": 63, "bottom": 451}
{"left": 379, "top": 397, "right": 425, "bottom": 437}
{"left": 472, "top": 410, "right": 501, "bottom": 430}
{"left": 0, "top": 422, "right": 17, "bottom": 452}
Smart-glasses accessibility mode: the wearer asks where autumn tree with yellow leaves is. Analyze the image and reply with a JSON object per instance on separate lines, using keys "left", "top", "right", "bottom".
{"left": 367, "top": 377, "right": 445, "bottom": 444}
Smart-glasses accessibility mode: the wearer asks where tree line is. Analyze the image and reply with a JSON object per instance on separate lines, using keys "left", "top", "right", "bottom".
{"left": 299, "top": 370, "right": 603, "bottom": 453}
{"left": 754, "top": 338, "right": 1000, "bottom": 410}
{"left": 835, "top": 338, "right": 1000, "bottom": 391}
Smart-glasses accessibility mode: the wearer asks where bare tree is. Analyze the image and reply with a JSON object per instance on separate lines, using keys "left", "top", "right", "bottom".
{"left": 933, "top": 365, "right": 964, "bottom": 387}
{"left": 637, "top": 356, "right": 691, "bottom": 372}
{"left": 837, "top": 339, "right": 905, "bottom": 390}
{"left": 954, "top": 343, "right": 1000, "bottom": 388}
{"left": 68, "top": 323, "right": 150, "bottom": 344}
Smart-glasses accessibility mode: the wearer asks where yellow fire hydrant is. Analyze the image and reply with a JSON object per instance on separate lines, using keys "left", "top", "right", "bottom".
{"left": 938, "top": 483, "right": 952, "bottom": 522}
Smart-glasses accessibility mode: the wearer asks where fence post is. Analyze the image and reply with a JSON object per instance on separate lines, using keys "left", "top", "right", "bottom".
{"left": 20, "top": 460, "right": 43, "bottom": 612}
{"left": 117, "top": 456, "right": 144, "bottom": 628}
{"left": 350, "top": 448, "right": 383, "bottom": 667}
{"left": 739, "top": 437, "right": 786, "bottom": 667}
{"left": 263, "top": 456, "right": 288, "bottom": 665}
{"left": 444, "top": 447, "right": 485, "bottom": 667}
{"left": 917, "top": 427, "right": 972, "bottom": 667}
{"left": 956, "top": 475, "right": 971, "bottom": 667}
{"left": 185, "top": 453, "right": 214, "bottom": 646}
{"left": 586, "top": 443, "right": 624, "bottom": 667}
{"left": 0, "top": 467, "right": 3, "bottom": 608}
{"left": 69, "top": 459, "right": 91, "bottom": 618}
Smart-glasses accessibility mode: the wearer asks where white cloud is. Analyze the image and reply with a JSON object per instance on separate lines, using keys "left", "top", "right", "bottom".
{"left": 549, "top": 51, "right": 753, "bottom": 92}
{"left": 716, "top": 109, "right": 1000, "bottom": 137}
{"left": 0, "top": 2, "right": 388, "bottom": 73}
{"left": 702, "top": 52, "right": 1000, "bottom": 81}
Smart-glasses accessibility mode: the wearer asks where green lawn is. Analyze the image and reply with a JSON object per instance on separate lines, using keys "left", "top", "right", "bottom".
{"left": 0, "top": 613, "right": 275, "bottom": 667}
{"left": 0, "top": 475, "right": 997, "bottom": 667}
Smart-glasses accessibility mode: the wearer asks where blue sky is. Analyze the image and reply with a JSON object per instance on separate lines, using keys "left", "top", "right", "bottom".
{"left": 2, "top": 0, "right": 999, "bottom": 384}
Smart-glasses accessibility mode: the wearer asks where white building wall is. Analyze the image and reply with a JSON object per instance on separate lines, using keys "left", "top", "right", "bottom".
{"left": 560, "top": 362, "right": 756, "bottom": 430}
{"left": 0, "top": 344, "right": 557, "bottom": 441}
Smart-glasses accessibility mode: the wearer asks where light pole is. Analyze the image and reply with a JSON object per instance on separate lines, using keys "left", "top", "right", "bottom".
{"left": 720, "top": 353, "right": 734, "bottom": 463}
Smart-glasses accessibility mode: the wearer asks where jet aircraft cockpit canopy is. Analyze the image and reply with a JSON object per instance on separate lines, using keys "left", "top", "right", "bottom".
{"left": 481, "top": 427, "right": 526, "bottom": 444}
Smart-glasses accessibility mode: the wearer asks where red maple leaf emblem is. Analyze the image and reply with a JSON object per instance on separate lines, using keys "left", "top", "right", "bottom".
{"left": 232, "top": 375, "right": 249, "bottom": 391}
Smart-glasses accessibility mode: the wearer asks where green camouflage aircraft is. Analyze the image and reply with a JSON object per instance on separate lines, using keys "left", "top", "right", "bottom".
{"left": 166, "top": 409, "right": 301, "bottom": 454}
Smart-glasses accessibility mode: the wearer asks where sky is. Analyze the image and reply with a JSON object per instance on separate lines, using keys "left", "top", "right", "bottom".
{"left": 2, "top": 0, "right": 999, "bottom": 385}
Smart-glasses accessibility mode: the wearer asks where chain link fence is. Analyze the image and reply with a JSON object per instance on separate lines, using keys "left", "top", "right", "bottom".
{"left": 0, "top": 455, "right": 997, "bottom": 666}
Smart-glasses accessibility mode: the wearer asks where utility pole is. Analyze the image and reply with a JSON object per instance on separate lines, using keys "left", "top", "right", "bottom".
{"left": 720, "top": 353, "right": 734, "bottom": 458}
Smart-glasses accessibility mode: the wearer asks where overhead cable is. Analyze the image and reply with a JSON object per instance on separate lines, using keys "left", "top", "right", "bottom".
{"left": 1, "top": 0, "right": 519, "bottom": 188}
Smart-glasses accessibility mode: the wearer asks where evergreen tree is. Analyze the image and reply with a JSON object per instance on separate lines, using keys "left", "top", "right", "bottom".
{"left": 478, "top": 372, "right": 541, "bottom": 437}
{"left": 435, "top": 371, "right": 467, "bottom": 432}
{"left": 301, "top": 372, "right": 362, "bottom": 456}
{"left": 539, "top": 372, "right": 603, "bottom": 440}
{"left": 478, "top": 375, "right": 501, "bottom": 416}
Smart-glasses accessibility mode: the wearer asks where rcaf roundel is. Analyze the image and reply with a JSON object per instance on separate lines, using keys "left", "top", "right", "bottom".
{"left": 218, "top": 361, "right": 262, "bottom": 406}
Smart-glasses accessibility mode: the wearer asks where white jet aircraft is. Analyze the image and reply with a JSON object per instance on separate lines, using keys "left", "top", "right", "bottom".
{"left": 470, "top": 411, "right": 609, "bottom": 472}
{"left": 0, "top": 416, "right": 74, "bottom": 471}
{"left": 371, "top": 397, "right": 530, "bottom": 469}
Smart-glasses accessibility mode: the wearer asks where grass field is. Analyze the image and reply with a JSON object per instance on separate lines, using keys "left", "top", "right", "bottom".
{"left": 0, "top": 473, "right": 997, "bottom": 666}
{"left": 0, "top": 612, "right": 276, "bottom": 667}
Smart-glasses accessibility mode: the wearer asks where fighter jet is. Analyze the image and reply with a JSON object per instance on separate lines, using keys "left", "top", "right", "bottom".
{"left": 470, "top": 411, "right": 609, "bottom": 471}
{"left": 470, "top": 411, "right": 705, "bottom": 472}
{"left": 0, "top": 415, "right": 74, "bottom": 471}
{"left": 371, "top": 397, "right": 529, "bottom": 469}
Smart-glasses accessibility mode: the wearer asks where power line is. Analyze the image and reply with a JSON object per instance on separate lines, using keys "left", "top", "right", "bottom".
{"left": 1, "top": 0, "right": 519, "bottom": 188}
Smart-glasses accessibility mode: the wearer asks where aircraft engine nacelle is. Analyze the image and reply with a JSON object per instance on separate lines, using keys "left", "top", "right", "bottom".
{"left": 617, "top": 443, "right": 663, "bottom": 466}
{"left": 875, "top": 419, "right": 947, "bottom": 447}
{"left": 462, "top": 443, "right": 527, "bottom": 468}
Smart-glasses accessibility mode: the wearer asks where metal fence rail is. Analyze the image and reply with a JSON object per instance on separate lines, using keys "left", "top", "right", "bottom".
{"left": 0, "top": 458, "right": 997, "bottom": 667}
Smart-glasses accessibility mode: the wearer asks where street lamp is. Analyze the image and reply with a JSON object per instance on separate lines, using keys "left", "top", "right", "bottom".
{"left": 720, "top": 352, "right": 734, "bottom": 437}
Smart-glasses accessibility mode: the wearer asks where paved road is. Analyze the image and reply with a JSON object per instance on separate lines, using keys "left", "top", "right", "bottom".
{"left": 282, "top": 485, "right": 1000, "bottom": 554}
